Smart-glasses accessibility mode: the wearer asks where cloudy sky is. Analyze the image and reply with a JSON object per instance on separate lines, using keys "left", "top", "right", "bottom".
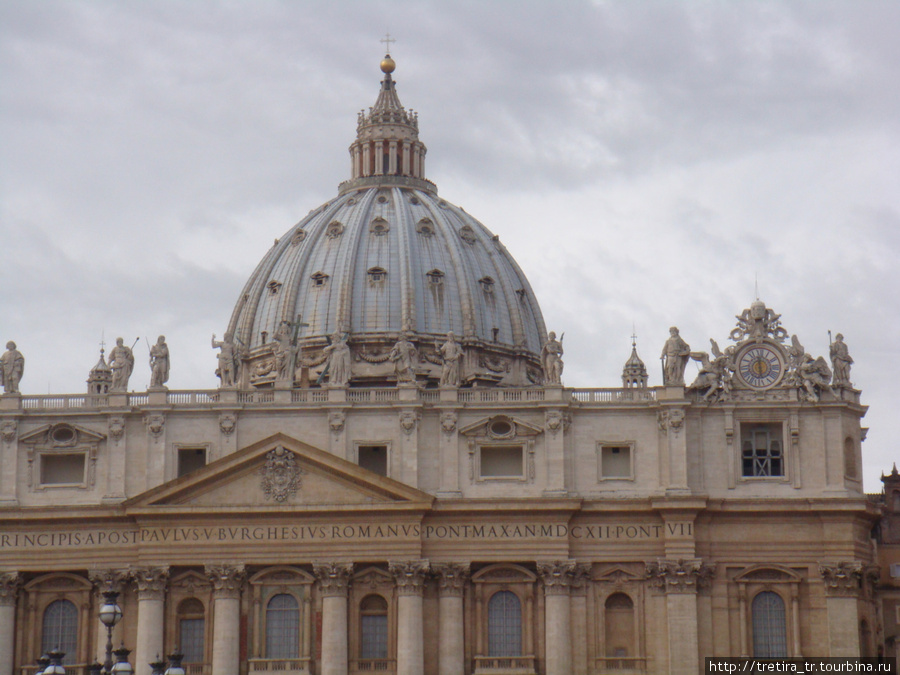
{"left": 1, "top": 0, "right": 897, "bottom": 490}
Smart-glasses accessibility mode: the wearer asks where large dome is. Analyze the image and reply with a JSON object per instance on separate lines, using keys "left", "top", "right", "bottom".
{"left": 227, "top": 55, "right": 547, "bottom": 387}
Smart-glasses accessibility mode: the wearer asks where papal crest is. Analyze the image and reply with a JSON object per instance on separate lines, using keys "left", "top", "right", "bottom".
{"left": 258, "top": 446, "right": 304, "bottom": 502}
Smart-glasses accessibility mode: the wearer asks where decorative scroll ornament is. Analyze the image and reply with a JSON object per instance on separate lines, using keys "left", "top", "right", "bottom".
{"left": 313, "top": 562, "right": 353, "bottom": 596}
{"left": 0, "top": 420, "right": 16, "bottom": 443}
{"left": 258, "top": 446, "right": 303, "bottom": 502}
{"left": 145, "top": 414, "right": 165, "bottom": 438}
{"left": 645, "top": 558, "right": 714, "bottom": 593}
{"left": 441, "top": 412, "right": 457, "bottom": 436}
{"left": 399, "top": 410, "right": 419, "bottom": 435}
{"left": 537, "top": 560, "right": 577, "bottom": 595}
{"left": 389, "top": 560, "right": 430, "bottom": 595}
{"left": 657, "top": 409, "right": 685, "bottom": 434}
{"left": 219, "top": 413, "right": 236, "bottom": 436}
{"left": 329, "top": 412, "right": 345, "bottom": 434}
{"left": 729, "top": 300, "right": 789, "bottom": 343}
{"left": 819, "top": 561, "right": 863, "bottom": 596}
{"left": 108, "top": 416, "right": 125, "bottom": 441}
{"left": 545, "top": 410, "right": 569, "bottom": 435}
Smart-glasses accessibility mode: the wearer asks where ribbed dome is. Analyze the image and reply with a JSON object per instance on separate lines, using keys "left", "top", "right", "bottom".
{"left": 226, "top": 55, "right": 547, "bottom": 387}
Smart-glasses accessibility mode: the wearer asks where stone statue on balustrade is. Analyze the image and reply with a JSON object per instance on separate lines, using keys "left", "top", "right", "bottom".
{"left": 687, "top": 339, "right": 733, "bottom": 402}
{"left": 797, "top": 353, "right": 834, "bottom": 403}
{"left": 830, "top": 333, "right": 853, "bottom": 387}
{"left": 390, "top": 333, "right": 418, "bottom": 384}
{"left": 272, "top": 321, "right": 295, "bottom": 383}
{"left": 0, "top": 341, "right": 24, "bottom": 394}
{"left": 541, "top": 331, "right": 564, "bottom": 385}
{"left": 660, "top": 327, "right": 690, "bottom": 386}
{"left": 149, "top": 336, "right": 170, "bottom": 389}
{"left": 323, "top": 332, "right": 352, "bottom": 387}
{"left": 438, "top": 331, "right": 463, "bottom": 387}
{"left": 109, "top": 337, "right": 135, "bottom": 392}
{"left": 211, "top": 333, "right": 239, "bottom": 387}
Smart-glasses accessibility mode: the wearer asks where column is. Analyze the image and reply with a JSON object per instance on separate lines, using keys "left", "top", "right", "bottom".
{"left": 375, "top": 142, "right": 384, "bottom": 175}
{"left": 363, "top": 143, "right": 372, "bottom": 177}
{"left": 645, "top": 558, "right": 713, "bottom": 675}
{"left": 132, "top": 567, "right": 169, "bottom": 675}
{"left": 401, "top": 141, "right": 411, "bottom": 175}
{"left": 206, "top": 564, "right": 246, "bottom": 675}
{"left": 819, "top": 562, "right": 863, "bottom": 656}
{"left": 390, "top": 561, "right": 429, "bottom": 675}
{"left": 538, "top": 561, "right": 575, "bottom": 675}
{"left": 0, "top": 573, "right": 20, "bottom": 675}
{"left": 433, "top": 563, "right": 468, "bottom": 675}
{"left": 314, "top": 563, "right": 353, "bottom": 675}
{"left": 388, "top": 141, "right": 398, "bottom": 175}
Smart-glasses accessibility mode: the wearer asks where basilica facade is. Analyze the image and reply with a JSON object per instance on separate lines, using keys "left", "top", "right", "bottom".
{"left": 0, "top": 54, "right": 882, "bottom": 675}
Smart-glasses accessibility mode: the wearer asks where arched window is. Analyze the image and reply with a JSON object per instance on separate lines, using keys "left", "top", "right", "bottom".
{"left": 604, "top": 592, "right": 635, "bottom": 657}
{"left": 42, "top": 599, "right": 78, "bottom": 664}
{"left": 752, "top": 591, "right": 787, "bottom": 657}
{"left": 359, "top": 594, "right": 388, "bottom": 659}
{"left": 266, "top": 594, "right": 300, "bottom": 659}
{"left": 487, "top": 591, "right": 522, "bottom": 657}
{"left": 177, "top": 598, "right": 206, "bottom": 663}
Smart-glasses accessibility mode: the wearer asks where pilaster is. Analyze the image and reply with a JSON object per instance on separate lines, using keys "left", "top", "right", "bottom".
{"left": 819, "top": 562, "right": 863, "bottom": 656}
{"left": 437, "top": 411, "right": 461, "bottom": 497}
{"left": 102, "top": 414, "right": 127, "bottom": 503}
{"left": 543, "top": 410, "right": 568, "bottom": 496}
{"left": 0, "top": 418, "right": 18, "bottom": 505}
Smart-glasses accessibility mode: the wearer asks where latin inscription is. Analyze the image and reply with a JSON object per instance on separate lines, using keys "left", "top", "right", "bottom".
{"left": 0, "top": 521, "right": 689, "bottom": 550}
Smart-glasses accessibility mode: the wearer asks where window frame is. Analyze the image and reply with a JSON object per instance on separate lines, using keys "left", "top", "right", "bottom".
{"left": 175, "top": 444, "right": 209, "bottom": 478}
{"left": 38, "top": 451, "right": 88, "bottom": 488}
{"left": 264, "top": 592, "right": 301, "bottom": 659}
{"left": 354, "top": 441, "right": 392, "bottom": 478}
{"left": 751, "top": 590, "right": 788, "bottom": 658}
{"left": 596, "top": 441, "right": 635, "bottom": 481}
{"left": 477, "top": 444, "right": 526, "bottom": 482}
{"left": 736, "top": 420, "right": 790, "bottom": 483}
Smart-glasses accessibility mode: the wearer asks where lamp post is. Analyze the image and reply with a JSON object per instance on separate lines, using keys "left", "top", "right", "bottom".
{"left": 163, "top": 651, "right": 185, "bottom": 675}
{"left": 41, "top": 650, "right": 67, "bottom": 675}
{"left": 96, "top": 589, "right": 133, "bottom": 675}
{"left": 34, "top": 654, "right": 50, "bottom": 675}
{"left": 149, "top": 656, "right": 167, "bottom": 675}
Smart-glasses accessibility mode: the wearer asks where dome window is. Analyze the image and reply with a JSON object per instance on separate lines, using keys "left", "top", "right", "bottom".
{"left": 367, "top": 267, "right": 387, "bottom": 283}
{"left": 325, "top": 221, "right": 344, "bottom": 239}
{"left": 290, "top": 228, "right": 307, "bottom": 246}
{"left": 311, "top": 272, "right": 330, "bottom": 287}
{"left": 267, "top": 280, "right": 282, "bottom": 295}
{"left": 459, "top": 225, "right": 477, "bottom": 245}
{"left": 377, "top": 194, "right": 389, "bottom": 204}
{"left": 479, "top": 276, "right": 495, "bottom": 293}
{"left": 416, "top": 218, "right": 434, "bottom": 237}
{"left": 410, "top": 196, "right": 420, "bottom": 205}
{"left": 370, "top": 217, "right": 390, "bottom": 236}
{"left": 427, "top": 269, "right": 444, "bottom": 285}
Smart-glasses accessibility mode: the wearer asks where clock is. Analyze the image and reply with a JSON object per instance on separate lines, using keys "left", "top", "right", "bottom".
{"left": 736, "top": 343, "right": 785, "bottom": 389}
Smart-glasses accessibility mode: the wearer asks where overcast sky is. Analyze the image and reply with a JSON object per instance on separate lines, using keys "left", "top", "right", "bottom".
{"left": 1, "top": 0, "right": 897, "bottom": 490}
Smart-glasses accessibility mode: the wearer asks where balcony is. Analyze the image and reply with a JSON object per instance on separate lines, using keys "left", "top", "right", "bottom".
{"left": 473, "top": 655, "right": 537, "bottom": 674}
{"left": 249, "top": 658, "right": 312, "bottom": 673}
{"left": 351, "top": 659, "right": 395, "bottom": 672}
{"left": 595, "top": 656, "right": 649, "bottom": 672}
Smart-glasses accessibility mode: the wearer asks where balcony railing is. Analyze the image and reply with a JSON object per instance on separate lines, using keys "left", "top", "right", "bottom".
{"left": 249, "top": 658, "right": 312, "bottom": 673}
{"left": 351, "top": 658, "right": 395, "bottom": 672}
{"left": 184, "top": 665, "right": 210, "bottom": 675}
{"left": 595, "top": 656, "right": 649, "bottom": 672}
{"left": 473, "top": 655, "right": 537, "bottom": 674}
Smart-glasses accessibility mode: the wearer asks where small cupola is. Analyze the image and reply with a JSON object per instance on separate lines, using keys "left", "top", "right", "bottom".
{"left": 622, "top": 333, "right": 648, "bottom": 388}
{"left": 87, "top": 347, "right": 112, "bottom": 395}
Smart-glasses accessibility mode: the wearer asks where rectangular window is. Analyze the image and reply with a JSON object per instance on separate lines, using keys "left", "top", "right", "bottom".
{"left": 180, "top": 618, "right": 205, "bottom": 663}
{"left": 741, "top": 424, "right": 784, "bottom": 477}
{"left": 40, "top": 453, "right": 86, "bottom": 485}
{"left": 357, "top": 445, "right": 388, "bottom": 476}
{"left": 480, "top": 446, "right": 524, "bottom": 479}
{"left": 177, "top": 447, "right": 207, "bottom": 477}
{"left": 598, "top": 444, "right": 634, "bottom": 480}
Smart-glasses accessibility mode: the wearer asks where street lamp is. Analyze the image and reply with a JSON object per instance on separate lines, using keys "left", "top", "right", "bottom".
{"left": 34, "top": 654, "right": 50, "bottom": 675}
{"left": 96, "top": 590, "right": 132, "bottom": 675}
{"left": 149, "top": 655, "right": 167, "bottom": 675}
{"left": 42, "top": 650, "right": 67, "bottom": 675}
{"left": 111, "top": 646, "right": 134, "bottom": 675}
{"left": 163, "top": 651, "right": 185, "bottom": 675}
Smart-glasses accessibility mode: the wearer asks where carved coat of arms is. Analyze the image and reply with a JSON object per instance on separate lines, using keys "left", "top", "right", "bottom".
{"left": 258, "top": 446, "right": 303, "bottom": 502}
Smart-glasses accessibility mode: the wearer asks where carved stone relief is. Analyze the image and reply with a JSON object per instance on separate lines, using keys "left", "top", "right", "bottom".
{"left": 645, "top": 558, "right": 714, "bottom": 594}
{"left": 258, "top": 446, "right": 304, "bottom": 503}
{"left": 657, "top": 409, "right": 685, "bottom": 434}
{"left": 819, "top": 561, "right": 863, "bottom": 597}
{"left": 0, "top": 420, "right": 16, "bottom": 443}
{"left": 537, "top": 560, "right": 577, "bottom": 595}
{"left": 205, "top": 564, "right": 246, "bottom": 599}
{"left": 130, "top": 566, "right": 170, "bottom": 601}
{"left": 108, "top": 416, "right": 125, "bottom": 441}
{"left": 313, "top": 562, "right": 353, "bottom": 596}
{"left": 329, "top": 412, "right": 345, "bottom": 435}
{"left": 389, "top": 560, "right": 430, "bottom": 595}
{"left": 433, "top": 562, "right": 469, "bottom": 596}
{"left": 440, "top": 412, "right": 457, "bottom": 436}
{"left": 219, "top": 413, "right": 236, "bottom": 436}
{"left": 145, "top": 414, "right": 165, "bottom": 438}
{"left": 399, "top": 410, "right": 419, "bottom": 435}
{"left": 0, "top": 572, "right": 21, "bottom": 606}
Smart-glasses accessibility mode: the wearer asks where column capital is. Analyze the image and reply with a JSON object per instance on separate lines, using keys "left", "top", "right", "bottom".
{"left": 433, "top": 562, "right": 469, "bottom": 597}
{"left": 389, "top": 559, "right": 429, "bottom": 596}
{"left": 130, "top": 566, "right": 170, "bottom": 601}
{"left": 0, "top": 572, "right": 21, "bottom": 606}
{"left": 313, "top": 562, "right": 353, "bottom": 597}
{"left": 537, "top": 560, "right": 577, "bottom": 596}
{"left": 88, "top": 568, "right": 129, "bottom": 593}
{"left": 205, "top": 564, "right": 246, "bottom": 599}
{"left": 645, "top": 558, "right": 714, "bottom": 594}
{"left": 819, "top": 561, "right": 864, "bottom": 597}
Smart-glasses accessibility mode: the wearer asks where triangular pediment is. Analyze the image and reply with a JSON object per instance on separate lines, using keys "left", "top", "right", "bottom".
{"left": 19, "top": 422, "right": 106, "bottom": 446}
{"left": 459, "top": 414, "right": 543, "bottom": 439}
{"left": 124, "top": 433, "right": 433, "bottom": 510}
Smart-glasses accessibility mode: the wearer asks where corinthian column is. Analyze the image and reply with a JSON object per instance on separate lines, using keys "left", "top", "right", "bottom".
{"left": 314, "top": 563, "right": 353, "bottom": 675}
{"left": 206, "top": 564, "right": 246, "bottom": 675}
{"left": 538, "top": 561, "right": 575, "bottom": 675}
{"left": 390, "top": 560, "right": 429, "bottom": 675}
{"left": 0, "top": 573, "right": 20, "bottom": 675}
{"left": 131, "top": 567, "right": 169, "bottom": 675}
{"left": 433, "top": 563, "right": 468, "bottom": 675}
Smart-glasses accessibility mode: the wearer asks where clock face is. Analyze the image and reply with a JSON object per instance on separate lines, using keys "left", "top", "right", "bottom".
{"left": 737, "top": 344, "right": 784, "bottom": 389}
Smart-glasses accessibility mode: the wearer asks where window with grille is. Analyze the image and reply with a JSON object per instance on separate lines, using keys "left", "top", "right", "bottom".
{"left": 359, "top": 594, "right": 388, "bottom": 659}
{"left": 42, "top": 599, "right": 78, "bottom": 664}
{"left": 178, "top": 598, "right": 206, "bottom": 663}
{"left": 752, "top": 591, "right": 787, "bottom": 657}
{"left": 741, "top": 424, "right": 784, "bottom": 477}
{"left": 487, "top": 590, "right": 522, "bottom": 657}
{"left": 266, "top": 593, "right": 300, "bottom": 658}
